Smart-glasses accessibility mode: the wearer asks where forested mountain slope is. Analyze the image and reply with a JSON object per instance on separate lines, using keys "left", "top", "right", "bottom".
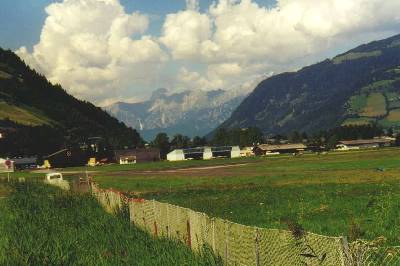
{"left": 220, "top": 34, "right": 400, "bottom": 134}
{"left": 0, "top": 48, "right": 142, "bottom": 156}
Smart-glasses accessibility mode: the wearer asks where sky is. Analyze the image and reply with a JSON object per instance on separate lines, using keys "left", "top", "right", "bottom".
{"left": 1, "top": 0, "right": 400, "bottom": 106}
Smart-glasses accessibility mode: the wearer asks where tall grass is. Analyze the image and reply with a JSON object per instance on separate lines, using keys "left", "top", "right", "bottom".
{"left": 0, "top": 181, "right": 220, "bottom": 265}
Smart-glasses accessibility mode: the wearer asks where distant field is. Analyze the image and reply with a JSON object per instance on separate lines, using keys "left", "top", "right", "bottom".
{"left": 91, "top": 148, "right": 400, "bottom": 245}
{"left": 361, "top": 93, "right": 387, "bottom": 117}
{"left": 342, "top": 117, "right": 373, "bottom": 126}
{"left": 0, "top": 101, "right": 51, "bottom": 126}
{"left": 0, "top": 70, "right": 12, "bottom": 79}
{"left": 333, "top": 50, "right": 382, "bottom": 64}
{"left": 386, "top": 109, "right": 400, "bottom": 121}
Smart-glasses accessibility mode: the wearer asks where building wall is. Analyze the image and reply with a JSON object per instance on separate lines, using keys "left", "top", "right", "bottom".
{"left": 167, "top": 150, "right": 185, "bottom": 161}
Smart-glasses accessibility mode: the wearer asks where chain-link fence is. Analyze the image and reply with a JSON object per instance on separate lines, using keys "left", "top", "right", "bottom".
{"left": 91, "top": 183, "right": 400, "bottom": 266}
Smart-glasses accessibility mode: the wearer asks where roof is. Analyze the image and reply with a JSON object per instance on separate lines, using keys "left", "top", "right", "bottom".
{"left": 12, "top": 157, "right": 37, "bottom": 164}
{"left": 169, "top": 146, "right": 239, "bottom": 155}
{"left": 47, "top": 149, "right": 68, "bottom": 158}
{"left": 339, "top": 138, "right": 393, "bottom": 146}
{"left": 257, "top": 143, "right": 307, "bottom": 151}
{"left": 114, "top": 149, "right": 160, "bottom": 157}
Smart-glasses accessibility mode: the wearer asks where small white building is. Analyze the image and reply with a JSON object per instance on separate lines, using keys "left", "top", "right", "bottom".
{"left": 167, "top": 149, "right": 185, "bottom": 161}
{"left": 203, "top": 147, "right": 213, "bottom": 160}
{"left": 231, "top": 146, "right": 241, "bottom": 158}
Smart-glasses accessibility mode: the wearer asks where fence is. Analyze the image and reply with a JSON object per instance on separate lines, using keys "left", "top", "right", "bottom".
{"left": 90, "top": 183, "right": 400, "bottom": 266}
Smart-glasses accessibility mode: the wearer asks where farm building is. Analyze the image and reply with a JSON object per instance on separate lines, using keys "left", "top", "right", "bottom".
{"left": 45, "top": 149, "right": 88, "bottom": 168}
{"left": 167, "top": 146, "right": 240, "bottom": 162}
{"left": 254, "top": 143, "right": 307, "bottom": 155}
{"left": 337, "top": 138, "right": 394, "bottom": 150}
{"left": 240, "top": 147, "right": 255, "bottom": 157}
{"left": 113, "top": 148, "right": 160, "bottom": 164}
{"left": 12, "top": 157, "right": 38, "bottom": 170}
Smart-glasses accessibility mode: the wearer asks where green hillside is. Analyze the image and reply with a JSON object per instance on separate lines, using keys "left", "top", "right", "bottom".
{"left": 0, "top": 101, "right": 53, "bottom": 126}
{"left": 0, "top": 48, "right": 143, "bottom": 157}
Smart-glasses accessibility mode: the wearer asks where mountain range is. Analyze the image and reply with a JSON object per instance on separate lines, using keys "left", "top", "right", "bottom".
{"left": 105, "top": 87, "right": 251, "bottom": 140}
{"left": 219, "top": 34, "right": 400, "bottom": 135}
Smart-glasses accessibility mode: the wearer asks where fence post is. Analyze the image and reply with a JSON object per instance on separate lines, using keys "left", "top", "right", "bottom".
{"left": 212, "top": 218, "right": 216, "bottom": 252}
{"left": 130, "top": 201, "right": 135, "bottom": 224}
{"left": 166, "top": 204, "right": 170, "bottom": 237}
{"left": 340, "top": 236, "right": 350, "bottom": 266}
{"left": 225, "top": 222, "right": 229, "bottom": 264}
{"left": 152, "top": 200, "right": 157, "bottom": 236}
{"left": 255, "top": 229, "right": 260, "bottom": 266}
{"left": 154, "top": 221, "right": 158, "bottom": 237}
{"left": 187, "top": 220, "right": 192, "bottom": 248}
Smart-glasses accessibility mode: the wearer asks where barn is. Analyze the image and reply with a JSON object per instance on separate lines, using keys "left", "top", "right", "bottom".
{"left": 45, "top": 149, "right": 88, "bottom": 168}
{"left": 12, "top": 157, "right": 38, "bottom": 170}
{"left": 254, "top": 143, "right": 307, "bottom": 155}
{"left": 113, "top": 148, "right": 160, "bottom": 164}
{"left": 337, "top": 138, "right": 394, "bottom": 150}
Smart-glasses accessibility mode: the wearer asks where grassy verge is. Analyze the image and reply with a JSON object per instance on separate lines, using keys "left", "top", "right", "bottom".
{"left": 0, "top": 182, "right": 220, "bottom": 265}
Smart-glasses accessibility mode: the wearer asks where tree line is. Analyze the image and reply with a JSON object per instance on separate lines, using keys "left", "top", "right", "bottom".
{"left": 150, "top": 127, "right": 264, "bottom": 158}
{"left": 150, "top": 124, "right": 397, "bottom": 158}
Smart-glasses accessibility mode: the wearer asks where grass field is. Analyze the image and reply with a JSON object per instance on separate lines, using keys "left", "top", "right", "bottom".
{"left": 342, "top": 117, "right": 374, "bottom": 126}
{"left": 386, "top": 109, "right": 400, "bottom": 122}
{"left": 0, "top": 101, "right": 51, "bottom": 126}
{"left": 90, "top": 148, "right": 400, "bottom": 245}
{"left": 361, "top": 93, "right": 387, "bottom": 117}
{"left": 0, "top": 181, "right": 220, "bottom": 265}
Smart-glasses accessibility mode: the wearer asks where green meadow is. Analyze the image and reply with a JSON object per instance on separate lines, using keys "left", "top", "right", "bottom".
{"left": 91, "top": 148, "right": 400, "bottom": 245}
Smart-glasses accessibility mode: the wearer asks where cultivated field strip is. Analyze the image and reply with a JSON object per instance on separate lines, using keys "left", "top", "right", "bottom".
{"left": 91, "top": 183, "right": 400, "bottom": 265}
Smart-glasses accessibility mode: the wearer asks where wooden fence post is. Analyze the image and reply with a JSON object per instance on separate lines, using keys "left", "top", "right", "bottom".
{"left": 187, "top": 220, "right": 192, "bottom": 248}
{"left": 154, "top": 221, "right": 158, "bottom": 237}
{"left": 225, "top": 222, "right": 229, "bottom": 264}
{"left": 212, "top": 219, "right": 216, "bottom": 252}
{"left": 166, "top": 205, "right": 170, "bottom": 237}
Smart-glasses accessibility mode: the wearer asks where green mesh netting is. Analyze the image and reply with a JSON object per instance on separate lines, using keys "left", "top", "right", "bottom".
{"left": 92, "top": 183, "right": 400, "bottom": 266}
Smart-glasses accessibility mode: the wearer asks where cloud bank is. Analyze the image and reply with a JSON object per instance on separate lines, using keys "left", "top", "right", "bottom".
{"left": 17, "top": 0, "right": 400, "bottom": 105}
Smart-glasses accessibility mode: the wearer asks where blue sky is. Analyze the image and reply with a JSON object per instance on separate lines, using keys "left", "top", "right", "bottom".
{"left": 0, "top": 0, "right": 277, "bottom": 51}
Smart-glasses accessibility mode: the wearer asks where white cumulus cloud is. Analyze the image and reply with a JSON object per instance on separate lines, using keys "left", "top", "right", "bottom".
{"left": 161, "top": 0, "right": 400, "bottom": 90}
{"left": 17, "top": 0, "right": 167, "bottom": 105}
{"left": 16, "top": 0, "right": 400, "bottom": 105}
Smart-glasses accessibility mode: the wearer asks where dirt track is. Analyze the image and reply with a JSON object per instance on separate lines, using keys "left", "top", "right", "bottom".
{"left": 106, "top": 162, "right": 261, "bottom": 178}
